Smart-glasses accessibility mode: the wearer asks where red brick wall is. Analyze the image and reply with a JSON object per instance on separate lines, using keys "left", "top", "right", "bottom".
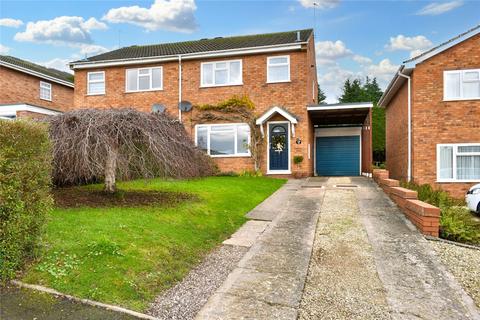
{"left": 0, "top": 66, "right": 73, "bottom": 112}
{"left": 16, "top": 110, "right": 51, "bottom": 120}
{"left": 385, "top": 81, "right": 409, "bottom": 181}
{"left": 73, "top": 39, "right": 317, "bottom": 176}
{"left": 412, "top": 33, "right": 480, "bottom": 198}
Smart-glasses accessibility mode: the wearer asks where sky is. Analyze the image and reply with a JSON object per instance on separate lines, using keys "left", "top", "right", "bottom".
{"left": 1, "top": 0, "right": 479, "bottom": 102}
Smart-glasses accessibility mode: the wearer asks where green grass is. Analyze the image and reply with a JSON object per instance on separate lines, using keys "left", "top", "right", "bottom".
{"left": 22, "top": 176, "right": 285, "bottom": 311}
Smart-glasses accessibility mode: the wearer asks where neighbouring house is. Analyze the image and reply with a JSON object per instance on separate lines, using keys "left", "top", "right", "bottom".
{"left": 69, "top": 29, "right": 372, "bottom": 177}
{"left": 0, "top": 55, "right": 74, "bottom": 119}
{"left": 378, "top": 25, "right": 480, "bottom": 198}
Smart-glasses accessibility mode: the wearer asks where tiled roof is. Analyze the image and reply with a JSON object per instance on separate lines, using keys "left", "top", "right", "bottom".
{"left": 0, "top": 55, "right": 74, "bottom": 84}
{"left": 74, "top": 29, "right": 313, "bottom": 63}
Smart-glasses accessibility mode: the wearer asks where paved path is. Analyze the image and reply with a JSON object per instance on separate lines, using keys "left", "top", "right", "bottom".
{"left": 196, "top": 177, "right": 479, "bottom": 320}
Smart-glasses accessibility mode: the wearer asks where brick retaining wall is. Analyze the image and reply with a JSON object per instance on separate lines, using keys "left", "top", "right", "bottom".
{"left": 373, "top": 169, "right": 440, "bottom": 237}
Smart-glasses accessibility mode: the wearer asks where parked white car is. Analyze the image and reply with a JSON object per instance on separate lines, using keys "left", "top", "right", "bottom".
{"left": 466, "top": 183, "right": 480, "bottom": 215}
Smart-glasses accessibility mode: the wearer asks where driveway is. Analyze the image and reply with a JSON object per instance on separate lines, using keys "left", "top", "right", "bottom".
{"left": 196, "top": 177, "right": 480, "bottom": 320}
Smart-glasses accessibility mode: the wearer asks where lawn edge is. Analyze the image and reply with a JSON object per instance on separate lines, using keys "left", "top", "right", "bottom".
{"left": 10, "top": 280, "right": 159, "bottom": 320}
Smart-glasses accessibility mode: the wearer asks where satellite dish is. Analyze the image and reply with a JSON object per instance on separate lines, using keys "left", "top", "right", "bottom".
{"left": 152, "top": 104, "right": 166, "bottom": 113}
{"left": 179, "top": 101, "right": 192, "bottom": 112}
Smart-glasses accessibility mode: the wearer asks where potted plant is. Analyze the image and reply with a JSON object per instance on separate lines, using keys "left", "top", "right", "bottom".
{"left": 293, "top": 155, "right": 304, "bottom": 178}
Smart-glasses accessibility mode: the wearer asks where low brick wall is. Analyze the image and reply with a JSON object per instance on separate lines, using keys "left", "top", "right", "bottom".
{"left": 372, "top": 169, "right": 440, "bottom": 237}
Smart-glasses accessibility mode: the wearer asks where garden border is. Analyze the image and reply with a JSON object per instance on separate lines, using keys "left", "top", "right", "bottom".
{"left": 10, "top": 280, "right": 159, "bottom": 320}
{"left": 425, "top": 235, "right": 480, "bottom": 250}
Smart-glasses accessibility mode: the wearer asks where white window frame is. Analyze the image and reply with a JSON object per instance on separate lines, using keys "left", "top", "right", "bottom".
{"left": 195, "top": 123, "right": 251, "bottom": 158}
{"left": 87, "top": 71, "right": 105, "bottom": 95}
{"left": 437, "top": 143, "right": 480, "bottom": 183}
{"left": 39, "top": 81, "right": 52, "bottom": 101}
{"left": 267, "top": 55, "right": 290, "bottom": 84}
{"left": 443, "top": 69, "right": 480, "bottom": 101}
{"left": 200, "top": 59, "right": 243, "bottom": 88}
{"left": 125, "top": 67, "right": 163, "bottom": 93}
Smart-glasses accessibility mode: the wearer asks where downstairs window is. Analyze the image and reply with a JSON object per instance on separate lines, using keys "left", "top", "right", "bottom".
{"left": 196, "top": 124, "right": 250, "bottom": 157}
{"left": 437, "top": 144, "right": 480, "bottom": 182}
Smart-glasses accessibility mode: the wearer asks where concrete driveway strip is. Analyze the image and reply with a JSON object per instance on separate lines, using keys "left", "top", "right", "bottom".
{"left": 196, "top": 179, "right": 323, "bottom": 320}
{"left": 355, "top": 177, "right": 480, "bottom": 320}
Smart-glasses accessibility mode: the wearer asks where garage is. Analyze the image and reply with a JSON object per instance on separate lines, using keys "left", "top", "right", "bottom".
{"left": 313, "top": 126, "right": 363, "bottom": 176}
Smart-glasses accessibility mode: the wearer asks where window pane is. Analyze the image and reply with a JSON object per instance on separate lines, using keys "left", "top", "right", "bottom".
{"left": 210, "top": 131, "right": 235, "bottom": 155}
{"left": 462, "top": 82, "right": 480, "bottom": 98}
{"left": 269, "top": 65, "right": 289, "bottom": 82}
{"left": 127, "top": 69, "right": 138, "bottom": 91}
{"left": 269, "top": 57, "right": 288, "bottom": 64}
{"left": 139, "top": 75, "right": 150, "bottom": 90}
{"left": 230, "top": 61, "right": 241, "bottom": 84}
{"left": 215, "top": 69, "right": 228, "bottom": 85}
{"left": 439, "top": 146, "right": 453, "bottom": 179}
{"left": 202, "top": 64, "right": 213, "bottom": 85}
{"left": 457, "top": 155, "right": 480, "bottom": 180}
{"left": 152, "top": 68, "right": 162, "bottom": 89}
{"left": 197, "top": 127, "right": 208, "bottom": 152}
{"left": 215, "top": 62, "right": 227, "bottom": 69}
{"left": 88, "top": 82, "right": 104, "bottom": 94}
{"left": 445, "top": 73, "right": 460, "bottom": 98}
{"left": 211, "top": 125, "right": 234, "bottom": 131}
{"left": 89, "top": 72, "right": 103, "bottom": 81}
{"left": 138, "top": 69, "right": 149, "bottom": 76}
{"left": 237, "top": 125, "right": 249, "bottom": 154}
{"left": 464, "top": 71, "right": 479, "bottom": 81}
{"left": 458, "top": 145, "right": 480, "bottom": 153}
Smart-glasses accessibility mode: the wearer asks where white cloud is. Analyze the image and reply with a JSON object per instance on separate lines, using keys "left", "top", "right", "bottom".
{"left": 79, "top": 44, "right": 109, "bottom": 56}
{"left": 364, "top": 58, "right": 398, "bottom": 85}
{"left": 352, "top": 54, "right": 372, "bottom": 65}
{"left": 0, "top": 18, "right": 23, "bottom": 28}
{"left": 0, "top": 44, "right": 10, "bottom": 54}
{"left": 37, "top": 58, "right": 73, "bottom": 74}
{"left": 298, "top": 0, "right": 340, "bottom": 9}
{"left": 385, "top": 34, "right": 432, "bottom": 57}
{"left": 14, "top": 16, "right": 107, "bottom": 46}
{"left": 103, "top": 0, "right": 197, "bottom": 32}
{"left": 316, "top": 40, "right": 352, "bottom": 59}
{"left": 416, "top": 1, "right": 463, "bottom": 15}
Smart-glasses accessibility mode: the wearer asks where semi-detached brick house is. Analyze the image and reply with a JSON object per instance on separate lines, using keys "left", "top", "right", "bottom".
{"left": 378, "top": 25, "right": 480, "bottom": 198}
{"left": 0, "top": 55, "right": 74, "bottom": 120}
{"left": 69, "top": 29, "right": 372, "bottom": 178}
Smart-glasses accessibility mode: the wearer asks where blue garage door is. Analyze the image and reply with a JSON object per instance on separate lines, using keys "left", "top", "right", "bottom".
{"left": 316, "top": 136, "right": 360, "bottom": 176}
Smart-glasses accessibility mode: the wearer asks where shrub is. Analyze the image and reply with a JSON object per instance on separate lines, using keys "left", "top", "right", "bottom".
{"left": 293, "top": 155, "right": 304, "bottom": 165}
{"left": 239, "top": 170, "right": 263, "bottom": 177}
{"left": 0, "top": 120, "right": 53, "bottom": 282}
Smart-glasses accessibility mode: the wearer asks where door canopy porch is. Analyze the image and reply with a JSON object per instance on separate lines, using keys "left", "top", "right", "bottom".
{"left": 307, "top": 102, "right": 372, "bottom": 126}
{"left": 256, "top": 106, "right": 298, "bottom": 137}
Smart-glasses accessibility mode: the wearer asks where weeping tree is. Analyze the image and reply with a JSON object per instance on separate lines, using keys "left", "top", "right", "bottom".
{"left": 49, "top": 108, "right": 215, "bottom": 192}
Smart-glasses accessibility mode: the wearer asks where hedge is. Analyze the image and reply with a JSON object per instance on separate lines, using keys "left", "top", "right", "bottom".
{"left": 0, "top": 120, "right": 53, "bottom": 282}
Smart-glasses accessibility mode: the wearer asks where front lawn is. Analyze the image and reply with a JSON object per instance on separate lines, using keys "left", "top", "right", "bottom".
{"left": 22, "top": 176, "right": 285, "bottom": 311}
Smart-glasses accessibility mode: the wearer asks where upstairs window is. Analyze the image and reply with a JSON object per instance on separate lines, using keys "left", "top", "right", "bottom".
{"left": 39, "top": 81, "right": 52, "bottom": 101}
{"left": 444, "top": 69, "right": 480, "bottom": 100}
{"left": 438, "top": 143, "right": 480, "bottom": 182}
{"left": 87, "top": 71, "right": 105, "bottom": 95}
{"left": 267, "top": 56, "right": 290, "bottom": 83}
{"left": 126, "top": 67, "right": 163, "bottom": 92}
{"left": 201, "top": 60, "right": 242, "bottom": 87}
{"left": 196, "top": 123, "right": 250, "bottom": 157}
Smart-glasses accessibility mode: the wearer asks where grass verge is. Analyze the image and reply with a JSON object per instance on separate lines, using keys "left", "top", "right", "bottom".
{"left": 21, "top": 176, "right": 285, "bottom": 311}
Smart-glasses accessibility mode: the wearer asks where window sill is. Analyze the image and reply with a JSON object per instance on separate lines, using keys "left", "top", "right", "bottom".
{"left": 200, "top": 83, "right": 243, "bottom": 88}
{"left": 40, "top": 98, "right": 52, "bottom": 102}
{"left": 266, "top": 80, "right": 291, "bottom": 84}
{"left": 125, "top": 88, "right": 163, "bottom": 93}
{"left": 443, "top": 97, "right": 480, "bottom": 102}
{"left": 436, "top": 180, "right": 480, "bottom": 183}
{"left": 87, "top": 93, "right": 105, "bottom": 96}
{"left": 210, "top": 154, "right": 251, "bottom": 158}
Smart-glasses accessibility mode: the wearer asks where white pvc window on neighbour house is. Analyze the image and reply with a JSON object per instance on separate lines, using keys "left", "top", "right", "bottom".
{"left": 437, "top": 144, "right": 480, "bottom": 182}
{"left": 196, "top": 124, "right": 250, "bottom": 157}
{"left": 126, "top": 67, "right": 163, "bottom": 92}
{"left": 201, "top": 60, "right": 242, "bottom": 87}
{"left": 444, "top": 69, "right": 480, "bottom": 101}
{"left": 267, "top": 56, "right": 290, "bottom": 83}
{"left": 39, "top": 81, "right": 52, "bottom": 101}
{"left": 87, "top": 71, "right": 105, "bottom": 95}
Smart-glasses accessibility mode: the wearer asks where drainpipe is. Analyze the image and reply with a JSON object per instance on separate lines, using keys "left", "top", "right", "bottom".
{"left": 397, "top": 70, "right": 412, "bottom": 182}
{"left": 178, "top": 55, "right": 182, "bottom": 122}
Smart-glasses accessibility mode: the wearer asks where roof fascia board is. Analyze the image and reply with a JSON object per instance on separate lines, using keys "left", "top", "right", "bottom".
{"left": 0, "top": 104, "right": 62, "bottom": 116}
{"left": 404, "top": 28, "right": 479, "bottom": 68}
{"left": 0, "top": 61, "right": 74, "bottom": 88}
{"left": 378, "top": 66, "right": 405, "bottom": 108}
{"left": 307, "top": 103, "right": 373, "bottom": 111}
{"left": 256, "top": 106, "right": 298, "bottom": 125}
{"left": 70, "top": 42, "right": 306, "bottom": 69}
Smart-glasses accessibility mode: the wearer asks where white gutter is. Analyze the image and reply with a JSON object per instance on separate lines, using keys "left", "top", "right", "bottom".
{"left": 397, "top": 70, "right": 412, "bottom": 182}
{"left": 0, "top": 103, "right": 62, "bottom": 117}
{"left": 178, "top": 55, "right": 182, "bottom": 122}
{"left": 1, "top": 61, "right": 74, "bottom": 88}
{"left": 70, "top": 43, "right": 306, "bottom": 69}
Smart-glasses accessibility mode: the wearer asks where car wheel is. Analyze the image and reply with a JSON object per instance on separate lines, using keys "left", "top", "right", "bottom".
{"left": 477, "top": 202, "right": 480, "bottom": 215}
